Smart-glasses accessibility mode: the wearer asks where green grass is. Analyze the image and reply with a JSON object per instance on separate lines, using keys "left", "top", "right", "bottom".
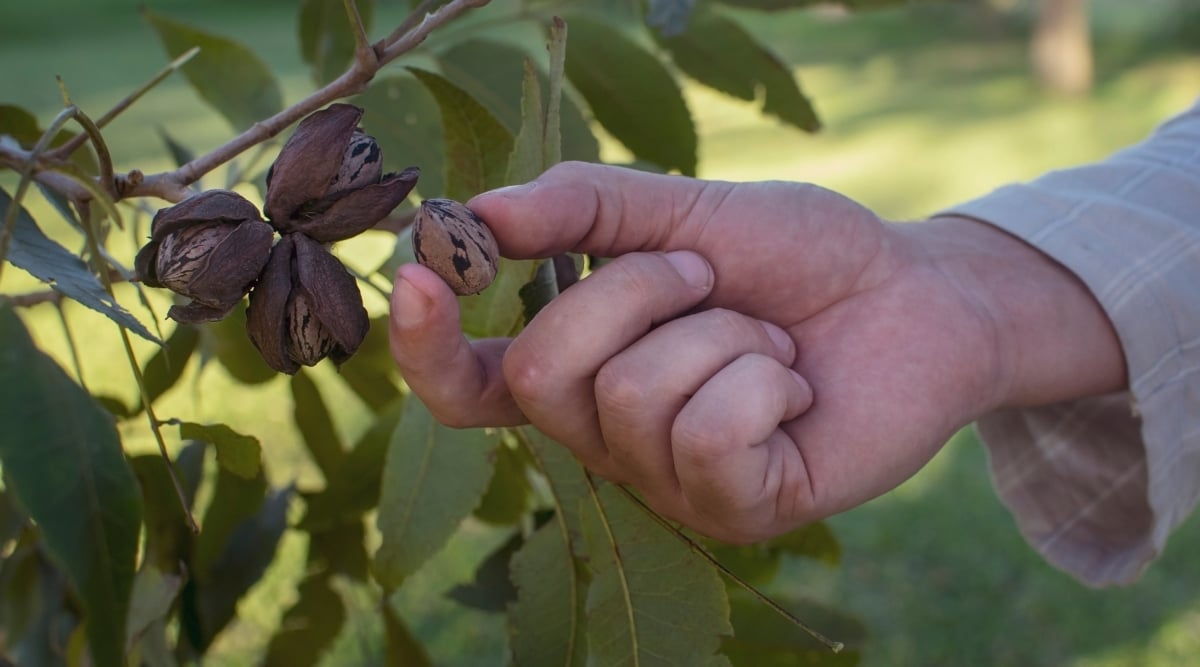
{"left": 3, "top": 1, "right": 1200, "bottom": 665}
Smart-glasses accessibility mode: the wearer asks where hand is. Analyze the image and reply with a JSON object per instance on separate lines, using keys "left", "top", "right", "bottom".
{"left": 389, "top": 162, "right": 1125, "bottom": 543}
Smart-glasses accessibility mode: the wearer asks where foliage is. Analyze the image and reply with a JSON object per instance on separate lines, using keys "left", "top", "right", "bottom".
{"left": 0, "top": 0, "right": 921, "bottom": 664}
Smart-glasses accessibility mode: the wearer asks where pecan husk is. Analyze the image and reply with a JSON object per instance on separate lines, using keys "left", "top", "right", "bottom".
{"left": 264, "top": 103, "right": 419, "bottom": 243}
{"left": 133, "top": 190, "right": 274, "bottom": 324}
{"left": 245, "top": 233, "right": 369, "bottom": 374}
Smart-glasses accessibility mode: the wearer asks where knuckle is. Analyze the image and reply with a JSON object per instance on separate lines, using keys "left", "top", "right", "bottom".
{"left": 503, "top": 351, "right": 556, "bottom": 407}
{"left": 594, "top": 361, "right": 654, "bottom": 419}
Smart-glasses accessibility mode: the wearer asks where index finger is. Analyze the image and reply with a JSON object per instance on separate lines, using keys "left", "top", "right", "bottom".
{"left": 467, "top": 161, "right": 732, "bottom": 260}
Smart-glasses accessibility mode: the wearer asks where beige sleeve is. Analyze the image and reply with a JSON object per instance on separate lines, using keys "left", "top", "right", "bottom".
{"left": 934, "top": 97, "right": 1200, "bottom": 586}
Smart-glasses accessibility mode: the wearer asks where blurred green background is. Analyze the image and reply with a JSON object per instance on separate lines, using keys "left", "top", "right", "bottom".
{"left": 2, "top": 0, "right": 1199, "bottom": 665}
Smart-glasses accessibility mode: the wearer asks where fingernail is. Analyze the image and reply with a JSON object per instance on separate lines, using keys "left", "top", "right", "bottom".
{"left": 663, "top": 250, "right": 712, "bottom": 290}
{"left": 391, "top": 275, "right": 430, "bottom": 330}
{"left": 762, "top": 322, "right": 794, "bottom": 356}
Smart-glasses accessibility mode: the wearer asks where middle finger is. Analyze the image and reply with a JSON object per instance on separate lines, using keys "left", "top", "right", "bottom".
{"left": 504, "top": 250, "right": 714, "bottom": 478}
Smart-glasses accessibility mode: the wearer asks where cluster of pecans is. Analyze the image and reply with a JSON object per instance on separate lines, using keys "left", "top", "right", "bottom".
{"left": 135, "top": 104, "right": 419, "bottom": 374}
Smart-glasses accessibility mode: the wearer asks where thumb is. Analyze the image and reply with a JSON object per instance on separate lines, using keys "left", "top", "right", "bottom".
{"left": 466, "top": 161, "right": 725, "bottom": 260}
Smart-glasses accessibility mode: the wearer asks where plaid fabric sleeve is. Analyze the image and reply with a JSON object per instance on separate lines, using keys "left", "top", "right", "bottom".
{"left": 934, "top": 98, "right": 1200, "bottom": 586}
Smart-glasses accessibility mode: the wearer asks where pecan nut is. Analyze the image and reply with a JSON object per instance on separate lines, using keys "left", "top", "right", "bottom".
{"left": 133, "top": 190, "right": 274, "bottom": 324}
{"left": 412, "top": 198, "right": 500, "bottom": 295}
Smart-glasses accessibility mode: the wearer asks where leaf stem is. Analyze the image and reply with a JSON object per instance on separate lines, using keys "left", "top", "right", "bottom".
{"left": 612, "top": 485, "right": 845, "bottom": 653}
{"left": 66, "top": 100, "right": 117, "bottom": 201}
{"left": 78, "top": 204, "right": 198, "bottom": 534}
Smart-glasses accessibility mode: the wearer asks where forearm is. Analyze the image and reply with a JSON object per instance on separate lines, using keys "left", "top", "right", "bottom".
{"left": 918, "top": 96, "right": 1200, "bottom": 585}
{"left": 903, "top": 215, "right": 1127, "bottom": 410}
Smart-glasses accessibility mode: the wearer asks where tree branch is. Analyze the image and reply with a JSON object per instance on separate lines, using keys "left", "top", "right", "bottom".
{"left": 16, "top": 0, "right": 492, "bottom": 205}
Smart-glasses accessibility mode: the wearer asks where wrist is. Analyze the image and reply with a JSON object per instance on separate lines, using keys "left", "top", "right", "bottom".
{"left": 903, "top": 215, "right": 1127, "bottom": 411}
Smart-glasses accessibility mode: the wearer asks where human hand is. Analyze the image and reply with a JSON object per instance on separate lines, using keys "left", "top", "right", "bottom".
{"left": 389, "top": 162, "right": 1124, "bottom": 543}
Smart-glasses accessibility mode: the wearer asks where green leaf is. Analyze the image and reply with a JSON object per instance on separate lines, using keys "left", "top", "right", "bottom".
{"left": 706, "top": 522, "right": 840, "bottom": 588}
{"left": 192, "top": 468, "right": 266, "bottom": 583}
{"left": 125, "top": 566, "right": 183, "bottom": 651}
{"left": 0, "top": 305, "right": 142, "bottom": 667}
{"left": 508, "top": 520, "right": 588, "bottom": 667}
{"left": 519, "top": 258, "right": 560, "bottom": 324}
{"left": 770, "top": 522, "right": 840, "bottom": 566}
{"left": 291, "top": 370, "right": 345, "bottom": 477}
{"left": 0, "top": 487, "right": 24, "bottom": 547}
{"left": 301, "top": 399, "right": 403, "bottom": 530}
{"left": 200, "top": 306, "right": 275, "bottom": 385}
{"left": 435, "top": 38, "right": 597, "bottom": 168}
{"left": 658, "top": 8, "right": 819, "bottom": 132}
{"left": 580, "top": 482, "right": 732, "bottom": 666}
{"left": 545, "top": 17, "right": 568, "bottom": 169}
{"left": 143, "top": 9, "right": 283, "bottom": 132}
{"left": 299, "top": 0, "right": 374, "bottom": 86}
{"left": 1, "top": 188, "right": 158, "bottom": 343}
{"left": 372, "top": 397, "right": 496, "bottom": 589}
{"left": 564, "top": 17, "right": 697, "bottom": 174}
{"left": 474, "top": 438, "right": 532, "bottom": 526}
{"left": 136, "top": 324, "right": 199, "bottom": 413}
{"left": 129, "top": 453, "right": 194, "bottom": 574}
{"left": 177, "top": 422, "right": 262, "bottom": 480}
{"left": 357, "top": 75, "right": 446, "bottom": 199}
{"left": 157, "top": 127, "right": 196, "bottom": 169}
{"left": 518, "top": 428, "right": 590, "bottom": 558}
{"left": 308, "top": 519, "right": 370, "bottom": 581}
{"left": 183, "top": 485, "right": 291, "bottom": 653}
{"left": 722, "top": 593, "right": 864, "bottom": 666}
{"left": 0, "top": 104, "right": 98, "bottom": 175}
{"left": 507, "top": 59, "right": 546, "bottom": 186}
{"left": 334, "top": 316, "right": 401, "bottom": 412}
{"left": 459, "top": 258, "right": 540, "bottom": 339}
{"left": 384, "top": 604, "right": 431, "bottom": 667}
{"left": 1, "top": 543, "right": 74, "bottom": 667}
{"left": 408, "top": 67, "right": 513, "bottom": 201}
{"left": 263, "top": 572, "right": 346, "bottom": 667}
{"left": 446, "top": 530, "right": 521, "bottom": 613}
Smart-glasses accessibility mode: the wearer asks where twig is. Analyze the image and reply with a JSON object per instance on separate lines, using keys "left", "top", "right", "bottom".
{"left": 384, "top": 0, "right": 445, "bottom": 49}
{"left": 5, "top": 0, "right": 491, "bottom": 207}
{"left": 378, "top": 0, "right": 491, "bottom": 62}
{"left": 120, "top": 0, "right": 492, "bottom": 202}
{"left": 47, "top": 47, "right": 200, "bottom": 161}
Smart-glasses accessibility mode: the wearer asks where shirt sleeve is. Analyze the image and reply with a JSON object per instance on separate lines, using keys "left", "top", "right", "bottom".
{"left": 933, "top": 97, "right": 1200, "bottom": 586}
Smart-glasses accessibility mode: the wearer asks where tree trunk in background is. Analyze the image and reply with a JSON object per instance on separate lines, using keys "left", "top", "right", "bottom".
{"left": 1031, "top": 0, "right": 1093, "bottom": 95}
